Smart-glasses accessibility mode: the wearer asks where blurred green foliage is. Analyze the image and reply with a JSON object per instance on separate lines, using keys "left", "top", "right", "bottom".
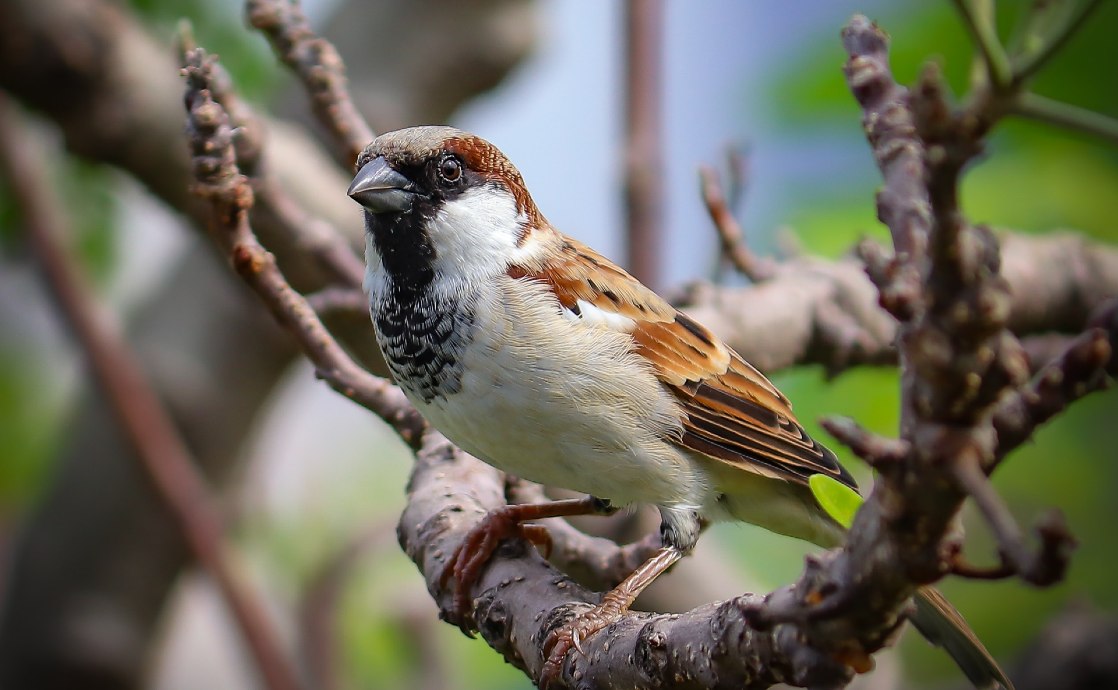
{"left": 129, "top": 0, "right": 283, "bottom": 103}
{"left": 1, "top": 155, "right": 115, "bottom": 507}
{"left": 0, "top": 359, "right": 65, "bottom": 505}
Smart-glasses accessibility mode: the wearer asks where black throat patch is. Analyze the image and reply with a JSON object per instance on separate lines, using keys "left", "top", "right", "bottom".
{"left": 362, "top": 178, "right": 483, "bottom": 403}
{"left": 365, "top": 203, "right": 474, "bottom": 403}
{"left": 364, "top": 207, "right": 437, "bottom": 295}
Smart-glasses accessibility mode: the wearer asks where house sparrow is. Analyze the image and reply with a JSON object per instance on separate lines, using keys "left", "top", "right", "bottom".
{"left": 348, "top": 126, "right": 1011, "bottom": 690}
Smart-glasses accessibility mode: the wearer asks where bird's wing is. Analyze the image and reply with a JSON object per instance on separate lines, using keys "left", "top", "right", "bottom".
{"left": 512, "top": 235, "right": 856, "bottom": 490}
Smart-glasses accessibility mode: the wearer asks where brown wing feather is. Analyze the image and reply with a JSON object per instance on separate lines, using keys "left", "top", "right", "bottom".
{"left": 512, "top": 234, "right": 857, "bottom": 490}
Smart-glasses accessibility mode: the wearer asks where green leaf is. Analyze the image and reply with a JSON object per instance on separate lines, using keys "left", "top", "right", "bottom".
{"left": 809, "top": 474, "right": 864, "bottom": 529}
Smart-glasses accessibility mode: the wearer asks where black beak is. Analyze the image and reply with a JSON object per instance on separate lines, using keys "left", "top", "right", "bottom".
{"left": 348, "top": 156, "right": 417, "bottom": 213}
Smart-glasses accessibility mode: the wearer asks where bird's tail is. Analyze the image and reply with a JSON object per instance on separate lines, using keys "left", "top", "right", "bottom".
{"left": 910, "top": 586, "right": 1013, "bottom": 690}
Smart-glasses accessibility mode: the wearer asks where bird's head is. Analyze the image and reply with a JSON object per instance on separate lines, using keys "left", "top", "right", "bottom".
{"left": 349, "top": 126, "right": 545, "bottom": 284}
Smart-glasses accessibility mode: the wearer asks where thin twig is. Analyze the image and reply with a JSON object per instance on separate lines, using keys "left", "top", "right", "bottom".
{"left": 255, "top": 177, "right": 366, "bottom": 288}
{"left": 176, "top": 23, "right": 366, "bottom": 289}
{"left": 306, "top": 286, "right": 369, "bottom": 317}
{"left": 246, "top": 0, "right": 374, "bottom": 166}
{"left": 1013, "top": 0, "right": 1105, "bottom": 84}
{"left": 177, "top": 22, "right": 267, "bottom": 176}
{"left": 724, "top": 145, "right": 749, "bottom": 212}
{"left": 819, "top": 416, "right": 909, "bottom": 469}
{"left": 699, "top": 165, "right": 776, "bottom": 282}
{"left": 951, "top": 0, "right": 1013, "bottom": 90}
{"left": 182, "top": 48, "right": 425, "bottom": 448}
{"left": 622, "top": 0, "right": 664, "bottom": 289}
{"left": 991, "top": 327, "right": 1113, "bottom": 467}
{"left": 1010, "top": 91, "right": 1118, "bottom": 147}
{"left": 948, "top": 554, "right": 1016, "bottom": 580}
{"left": 0, "top": 96, "right": 303, "bottom": 690}
{"left": 841, "top": 17, "right": 928, "bottom": 320}
{"left": 953, "top": 457, "right": 1076, "bottom": 586}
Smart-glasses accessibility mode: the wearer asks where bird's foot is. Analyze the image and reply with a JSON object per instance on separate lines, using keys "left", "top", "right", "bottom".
{"left": 539, "top": 596, "right": 627, "bottom": 689}
{"left": 439, "top": 505, "right": 556, "bottom": 633}
{"left": 438, "top": 496, "right": 609, "bottom": 635}
{"left": 537, "top": 545, "right": 682, "bottom": 688}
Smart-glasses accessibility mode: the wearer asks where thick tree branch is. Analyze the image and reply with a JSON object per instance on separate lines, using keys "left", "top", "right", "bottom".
{"left": 399, "top": 433, "right": 854, "bottom": 689}
{"left": 679, "top": 230, "right": 1118, "bottom": 377}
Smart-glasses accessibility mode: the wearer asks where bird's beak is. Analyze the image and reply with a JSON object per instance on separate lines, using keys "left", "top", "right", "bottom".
{"left": 348, "top": 156, "right": 417, "bottom": 213}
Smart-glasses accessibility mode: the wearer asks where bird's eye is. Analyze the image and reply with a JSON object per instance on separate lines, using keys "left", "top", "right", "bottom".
{"left": 437, "top": 156, "right": 462, "bottom": 183}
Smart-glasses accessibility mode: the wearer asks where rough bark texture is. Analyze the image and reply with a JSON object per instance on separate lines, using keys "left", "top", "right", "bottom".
{"left": 681, "top": 231, "right": 1118, "bottom": 376}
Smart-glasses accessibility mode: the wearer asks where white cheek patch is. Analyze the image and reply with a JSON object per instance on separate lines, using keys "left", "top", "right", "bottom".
{"left": 564, "top": 298, "right": 637, "bottom": 332}
{"left": 428, "top": 186, "right": 533, "bottom": 281}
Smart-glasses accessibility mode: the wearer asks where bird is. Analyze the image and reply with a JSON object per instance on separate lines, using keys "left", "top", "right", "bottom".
{"left": 347, "top": 125, "right": 1012, "bottom": 690}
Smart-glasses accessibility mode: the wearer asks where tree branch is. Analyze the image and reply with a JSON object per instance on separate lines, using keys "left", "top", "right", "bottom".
{"left": 399, "top": 433, "right": 854, "bottom": 689}
{"left": 698, "top": 164, "right": 777, "bottom": 282}
{"left": 622, "top": 0, "right": 664, "bottom": 288}
{"left": 182, "top": 48, "right": 425, "bottom": 447}
{"left": 246, "top": 0, "right": 375, "bottom": 167}
{"left": 726, "top": 15, "right": 1112, "bottom": 683}
{"left": 1012, "top": 0, "right": 1105, "bottom": 85}
{"left": 1009, "top": 91, "right": 1118, "bottom": 147}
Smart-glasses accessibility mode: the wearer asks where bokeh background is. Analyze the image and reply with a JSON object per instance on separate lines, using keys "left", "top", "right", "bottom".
{"left": 1, "top": 1, "right": 1115, "bottom": 689}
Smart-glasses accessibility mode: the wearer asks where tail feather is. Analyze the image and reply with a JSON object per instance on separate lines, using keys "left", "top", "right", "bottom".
{"left": 911, "top": 587, "right": 1014, "bottom": 690}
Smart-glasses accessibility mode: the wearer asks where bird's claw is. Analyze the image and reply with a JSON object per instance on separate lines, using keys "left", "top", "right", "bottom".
{"left": 438, "top": 507, "right": 524, "bottom": 633}
{"left": 539, "top": 603, "right": 622, "bottom": 689}
{"left": 438, "top": 506, "right": 558, "bottom": 634}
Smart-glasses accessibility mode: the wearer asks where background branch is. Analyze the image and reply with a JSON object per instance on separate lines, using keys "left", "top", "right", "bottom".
{"left": 622, "top": 0, "right": 664, "bottom": 289}
{"left": 245, "top": 0, "right": 375, "bottom": 166}
{"left": 0, "top": 97, "right": 302, "bottom": 690}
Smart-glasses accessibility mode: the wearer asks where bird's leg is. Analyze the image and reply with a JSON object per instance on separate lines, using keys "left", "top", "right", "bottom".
{"left": 539, "top": 507, "right": 698, "bottom": 688}
{"left": 540, "top": 545, "right": 682, "bottom": 688}
{"left": 440, "top": 495, "right": 615, "bottom": 632}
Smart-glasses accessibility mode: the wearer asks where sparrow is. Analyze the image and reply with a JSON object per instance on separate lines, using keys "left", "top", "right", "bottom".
{"left": 348, "top": 126, "right": 1012, "bottom": 690}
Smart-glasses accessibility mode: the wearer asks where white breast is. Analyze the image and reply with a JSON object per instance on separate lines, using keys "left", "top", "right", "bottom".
{"left": 409, "top": 274, "right": 710, "bottom": 510}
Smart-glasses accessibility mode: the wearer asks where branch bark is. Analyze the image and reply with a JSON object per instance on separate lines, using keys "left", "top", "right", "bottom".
{"left": 678, "top": 230, "right": 1118, "bottom": 376}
